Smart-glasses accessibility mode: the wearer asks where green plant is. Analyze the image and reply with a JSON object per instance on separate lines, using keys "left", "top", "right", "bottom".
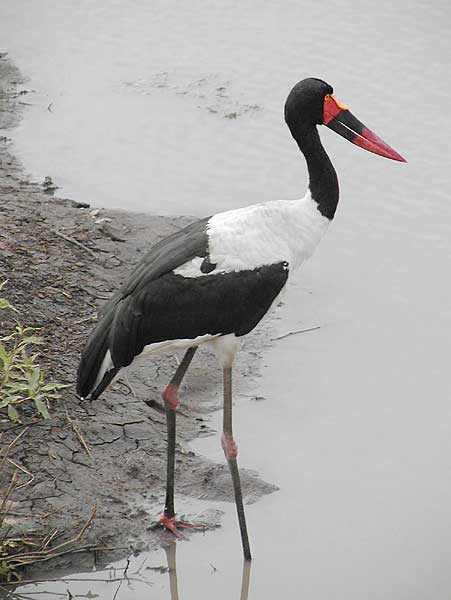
{"left": 0, "top": 282, "right": 67, "bottom": 421}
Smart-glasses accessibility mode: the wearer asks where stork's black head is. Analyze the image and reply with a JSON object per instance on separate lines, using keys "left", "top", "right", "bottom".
{"left": 284, "top": 78, "right": 333, "bottom": 132}
{"left": 284, "top": 77, "right": 406, "bottom": 162}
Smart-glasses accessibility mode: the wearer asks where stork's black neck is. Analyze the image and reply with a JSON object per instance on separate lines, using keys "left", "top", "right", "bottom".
{"left": 294, "top": 125, "right": 339, "bottom": 220}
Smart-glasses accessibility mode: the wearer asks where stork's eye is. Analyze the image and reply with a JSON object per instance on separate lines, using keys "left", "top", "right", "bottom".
{"left": 324, "top": 94, "right": 331, "bottom": 100}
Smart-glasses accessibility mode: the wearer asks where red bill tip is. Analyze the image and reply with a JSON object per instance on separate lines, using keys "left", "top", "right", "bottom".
{"left": 356, "top": 127, "right": 407, "bottom": 162}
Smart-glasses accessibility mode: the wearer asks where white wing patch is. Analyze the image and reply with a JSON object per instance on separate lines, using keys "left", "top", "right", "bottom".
{"left": 90, "top": 349, "right": 114, "bottom": 395}
{"left": 173, "top": 256, "right": 209, "bottom": 278}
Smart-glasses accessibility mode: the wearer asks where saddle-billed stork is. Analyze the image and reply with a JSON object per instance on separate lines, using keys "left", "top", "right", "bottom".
{"left": 77, "top": 77, "right": 405, "bottom": 561}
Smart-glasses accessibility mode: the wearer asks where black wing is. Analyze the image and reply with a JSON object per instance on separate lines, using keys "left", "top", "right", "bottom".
{"left": 76, "top": 215, "right": 289, "bottom": 400}
{"left": 98, "top": 216, "right": 210, "bottom": 318}
{"left": 77, "top": 217, "right": 210, "bottom": 398}
{"left": 109, "top": 262, "right": 289, "bottom": 367}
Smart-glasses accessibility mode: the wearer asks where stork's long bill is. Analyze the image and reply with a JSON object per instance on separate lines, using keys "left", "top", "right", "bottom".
{"left": 323, "top": 94, "right": 406, "bottom": 162}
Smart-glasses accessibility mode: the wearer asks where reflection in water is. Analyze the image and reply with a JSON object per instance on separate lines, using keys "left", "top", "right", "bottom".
{"left": 239, "top": 560, "right": 251, "bottom": 600}
{"left": 164, "top": 543, "right": 251, "bottom": 600}
{"left": 165, "top": 543, "right": 180, "bottom": 600}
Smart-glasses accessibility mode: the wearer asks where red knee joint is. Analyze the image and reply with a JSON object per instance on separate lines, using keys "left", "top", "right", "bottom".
{"left": 163, "top": 383, "right": 179, "bottom": 410}
{"left": 221, "top": 432, "right": 238, "bottom": 460}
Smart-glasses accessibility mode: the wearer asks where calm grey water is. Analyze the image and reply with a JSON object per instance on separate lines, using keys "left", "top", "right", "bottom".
{"left": 2, "top": 0, "right": 451, "bottom": 598}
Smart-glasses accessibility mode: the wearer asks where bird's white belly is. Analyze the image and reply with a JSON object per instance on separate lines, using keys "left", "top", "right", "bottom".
{"left": 92, "top": 333, "right": 219, "bottom": 393}
{"left": 137, "top": 333, "right": 219, "bottom": 359}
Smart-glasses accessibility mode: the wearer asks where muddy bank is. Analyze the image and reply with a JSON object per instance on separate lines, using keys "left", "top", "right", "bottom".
{"left": 0, "top": 55, "right": 276, "bottom": 575}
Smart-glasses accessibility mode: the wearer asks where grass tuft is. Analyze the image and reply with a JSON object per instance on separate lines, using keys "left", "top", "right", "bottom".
{"left": 0, "top": 281, "right": 68, "bottom": 423}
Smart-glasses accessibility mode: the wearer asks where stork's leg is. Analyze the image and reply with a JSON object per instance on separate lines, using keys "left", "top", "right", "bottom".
{"left": 222, "top": 366, "right": 252, "bottom": 561}
{"left": 159, "top": 347, "right": 197, "bottom": 535}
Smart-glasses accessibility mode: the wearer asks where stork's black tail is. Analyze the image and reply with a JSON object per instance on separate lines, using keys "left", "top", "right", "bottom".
{"left": 76, "top": 310, "right": 119, "bottom": 401}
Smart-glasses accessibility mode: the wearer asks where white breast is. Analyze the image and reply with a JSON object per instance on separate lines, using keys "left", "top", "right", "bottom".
{"left": 173, "top": 191, "right": 329, "bottom": 279}
{"left": 207, "top": 190, "right": 330, "bottom": 273}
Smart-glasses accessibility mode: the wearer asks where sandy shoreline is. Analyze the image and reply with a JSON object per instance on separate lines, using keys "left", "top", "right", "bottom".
{"left": 0, "top": 55, "right": 276, "bottom": 577}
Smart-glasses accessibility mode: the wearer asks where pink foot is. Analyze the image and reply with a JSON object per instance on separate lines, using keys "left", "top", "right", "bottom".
{"left": 158, "top": 515, "right": 202, "bottom": 538}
